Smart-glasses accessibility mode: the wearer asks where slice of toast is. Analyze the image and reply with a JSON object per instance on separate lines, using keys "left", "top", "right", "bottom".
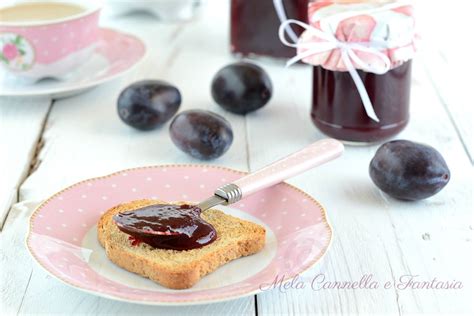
{"left": 98, "top": 199, "right": 266, "bottom": 289}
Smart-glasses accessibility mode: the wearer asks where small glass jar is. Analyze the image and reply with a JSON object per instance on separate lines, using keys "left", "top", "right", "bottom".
{"left": 311, "top": 61, "right": 412, "bottom": 143}
{"left": 302, "top": 0, "right": 416, "bottom": 144}
{"left": 230, "top": 0, "right": 308, "bottom": 58}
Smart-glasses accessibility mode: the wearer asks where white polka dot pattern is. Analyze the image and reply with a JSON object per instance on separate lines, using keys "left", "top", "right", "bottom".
{"left": 26, "top": 165, "right": 331, "bottom": 304}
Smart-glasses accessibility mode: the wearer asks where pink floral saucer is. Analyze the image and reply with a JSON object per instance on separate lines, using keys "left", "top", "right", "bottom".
{"left": 0, "top": 28, "right": 145, "bottom": 98}
{"left": 26, "top": 165, "right": 332, "bottom": 305}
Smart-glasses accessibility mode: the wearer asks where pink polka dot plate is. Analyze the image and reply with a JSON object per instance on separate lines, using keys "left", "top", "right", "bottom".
{"left": 26, "top": 165, "right": 332, "bottom": 305}
{"left": 0, "top": 28, "right": 145, "bottom": 98}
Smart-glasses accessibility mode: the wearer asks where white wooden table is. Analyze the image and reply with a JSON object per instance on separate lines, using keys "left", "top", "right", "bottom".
{"left": 1, "top": 1, "right": 473, "bottom": 315}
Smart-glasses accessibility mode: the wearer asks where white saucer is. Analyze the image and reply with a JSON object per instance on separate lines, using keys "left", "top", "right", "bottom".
{"left": 0, "top": 28, "right": 146, "bottom": 99}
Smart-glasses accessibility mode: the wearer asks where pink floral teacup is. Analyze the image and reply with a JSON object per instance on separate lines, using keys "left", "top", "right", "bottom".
{"left": 0, "top": 1, "right": 101, "bottom": 81}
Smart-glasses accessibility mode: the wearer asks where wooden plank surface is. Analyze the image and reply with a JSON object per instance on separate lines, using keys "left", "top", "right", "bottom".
{"left": 19, "top": 4, "right": 248, "bottom": 203}
{"left": 416, "top": 0, "right": 474, "bottom": 162}
{"left": 420, "top": 51, "right": 473, "bottom": 162}
{"left": 2, "top": 1, "right": 255, "bottom": 315}
{"left": 1, "top": 0, "right": 472, "bottom": 315}
{"left": 252, "top": 61, "right": 473, "bottom": 315}
{"left": 0, "top": 97, "right": 51, "bottom": 228}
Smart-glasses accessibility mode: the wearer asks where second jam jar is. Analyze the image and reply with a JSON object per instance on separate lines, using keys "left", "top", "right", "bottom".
{"left": 231, "top": 0, "right": 308, "bottom": 58}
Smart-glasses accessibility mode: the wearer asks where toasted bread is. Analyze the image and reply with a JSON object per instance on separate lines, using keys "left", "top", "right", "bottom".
{"left": 98, "top": 199, "right": 266, "bottom": 289}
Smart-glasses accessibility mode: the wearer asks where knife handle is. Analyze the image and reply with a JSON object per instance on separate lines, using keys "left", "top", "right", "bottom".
{"left": 215, "top": 139, "right": 344, "bottom": 203}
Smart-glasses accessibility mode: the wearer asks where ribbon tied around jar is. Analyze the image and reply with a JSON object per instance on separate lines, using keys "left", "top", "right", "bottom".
{"left": 276, "top": 1, "right": 417, "bottom": 122}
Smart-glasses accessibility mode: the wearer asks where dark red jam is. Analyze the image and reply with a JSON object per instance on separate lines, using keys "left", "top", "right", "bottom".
{"left": 311, "top": 61, "right": 412, "bottom": 143}
{"left": 128, "top": 236, "right": 143, "bottom": 246}
{"left": 231, "top": 0, "right": 308, "bottom": 58}
{"left": 113, "top": 204, "right": 217, "bottom": 250}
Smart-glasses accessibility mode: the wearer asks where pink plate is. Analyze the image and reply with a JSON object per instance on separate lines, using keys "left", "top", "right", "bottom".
{"left": 26, "top": 165, "right": 332, "bottom": 305}
{"left": 0, "top": 28, "right": 146, "bottom": 98}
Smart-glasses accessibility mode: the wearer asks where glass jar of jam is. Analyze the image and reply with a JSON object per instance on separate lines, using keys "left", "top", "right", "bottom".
{"left": 311, "top": 61, "right": 412, "bottom": 143}
{"left": 230, "top": 0, "right": 308, "bottom": 58}
{"left": 293, "top": 0, "right": 417, "bottom": 143}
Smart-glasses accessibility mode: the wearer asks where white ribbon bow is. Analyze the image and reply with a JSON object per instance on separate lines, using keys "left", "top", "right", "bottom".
{"left": 278, "top": 19, "right": 394, "bottom": 122}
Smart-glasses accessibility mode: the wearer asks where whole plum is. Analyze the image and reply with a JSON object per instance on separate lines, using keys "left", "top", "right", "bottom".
{"left": 369, "top": 140, "right": 450, "bottom": 201}
{"left": 117, "top": 80, "right": 181, "bottom": 130}
{"left": 211, "top": 62, "right": 272, "bottom": 114}
{"left": 169, "top": 110, "right": 233, "bottom": 160}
